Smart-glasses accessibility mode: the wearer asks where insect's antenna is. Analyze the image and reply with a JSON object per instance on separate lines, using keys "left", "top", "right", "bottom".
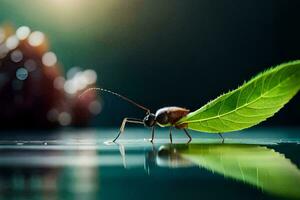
{"left": 79, "top": 87, "right": 150, "bottom": 113}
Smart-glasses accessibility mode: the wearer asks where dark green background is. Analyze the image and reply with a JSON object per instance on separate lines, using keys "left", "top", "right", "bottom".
{"left": 1, "top": 0, "right": 299, "bottom": 126}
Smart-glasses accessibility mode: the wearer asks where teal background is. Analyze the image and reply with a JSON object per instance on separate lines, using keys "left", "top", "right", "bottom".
{"left": 1, "top": 0, "right": 299, "bottom": 126}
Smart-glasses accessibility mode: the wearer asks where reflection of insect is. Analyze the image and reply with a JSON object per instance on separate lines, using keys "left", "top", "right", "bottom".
{"left": 80, "top": 88, "right": 224, "bottom": 143}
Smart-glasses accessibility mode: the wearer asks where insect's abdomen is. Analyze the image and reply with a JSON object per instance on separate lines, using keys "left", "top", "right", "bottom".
{"left": 155, "top": 107, "right": 189, "bottom": 126}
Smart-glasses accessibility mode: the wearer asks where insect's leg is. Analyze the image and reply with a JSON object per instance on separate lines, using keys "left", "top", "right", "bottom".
{"left": 113, "top": 118, "right": 143, "bottom": 142}
{"left": 169, "top": 127, "right": 173, "bottom": 143}
{"left": 183, "top": 129, "right": 192, "bottom": 143}
{"left": 218, "top": 133, "right": 224, "bottom": 143}
{"left": 150, "top": 126, "right": 155, "bottom": 143}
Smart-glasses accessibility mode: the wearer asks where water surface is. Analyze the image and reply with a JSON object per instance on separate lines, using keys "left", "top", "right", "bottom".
{"left": 0, "top": 127, "right": 299, "bottom": 200}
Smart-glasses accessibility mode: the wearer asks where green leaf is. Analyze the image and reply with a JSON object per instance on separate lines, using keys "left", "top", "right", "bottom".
{"left": 176, "top": 60, "right": 300, "bottom": 133}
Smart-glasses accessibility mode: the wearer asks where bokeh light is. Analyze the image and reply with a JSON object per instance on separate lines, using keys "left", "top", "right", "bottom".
{"left": 10, "top": 50, "right": 23, "bottom": 63}
{"left": 64, "top": 80, "right": 77, "bottom": 94}
{"left": 64, "top": 68, "right": 97, "bottom": 95}
{"left": 58, "top": 112, "right": 72, "bottom": 126}
{"left": 15, "top": 67, "right": 28, "bottom": 81}
{"left": 24, "top": 59, "right": 37, "bottom": 72}
{"left": 53, "top": 76, "right": 65, "bottom": 90}
{"left": 42, "top": 51, "right": 57, "bottom": 67}
{"left": 16, "top": 26, "right": 31, "bottom": 40}
{"left": 0, "top": 28, "right": 4, "bottom": 43}
{"left": 28, "top": 31, "right": 45, "bottom": 47}
{"left": 67, "top": 67, "right": 81, "bottom": 79}
{"left": 83, "top": 70, "right": 97, "bottom": 85}
{"left": 0, "top": 24, "right": 99, "bottom": 129}
{"left": 0, "top": 44, "right": 9, "bottom": 59}
{"left": 5, "top": 35, "right": 19, "bottom": 50}
{"left": 88, "top": 100, "right": 101, "bottom": 115}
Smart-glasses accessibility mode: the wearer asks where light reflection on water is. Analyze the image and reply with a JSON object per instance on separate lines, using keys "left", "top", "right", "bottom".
{"left": 0, "top": 128, "right": 299, "bottom": 200}
{"left": 157, "top": 144, "right": 300, "bottom": 199}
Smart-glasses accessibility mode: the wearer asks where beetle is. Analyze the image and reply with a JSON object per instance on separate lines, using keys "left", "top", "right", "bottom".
{"left": 79, "top": 88, "right": 194, "bottom": 143}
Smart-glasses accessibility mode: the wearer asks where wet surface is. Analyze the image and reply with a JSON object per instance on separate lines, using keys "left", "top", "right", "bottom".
{"left": 0, "top": 127, "right": 299, "bottom": 200}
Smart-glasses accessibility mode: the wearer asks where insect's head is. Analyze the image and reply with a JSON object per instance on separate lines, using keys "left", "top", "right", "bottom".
{"left": 143, "top": 113, "right": 156, "bottom": 127}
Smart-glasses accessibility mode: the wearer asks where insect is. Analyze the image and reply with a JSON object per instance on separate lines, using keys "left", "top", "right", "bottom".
{"left": 79, "top": 88, "right": 205, "bottom": 143}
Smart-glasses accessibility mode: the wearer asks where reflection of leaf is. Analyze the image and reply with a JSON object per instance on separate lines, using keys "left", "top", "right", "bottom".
{"left": 177, "top": 61, "right": 300, "bottom": 133}
{"left": 178, "top": 144, "right": 300, "bottom": 199}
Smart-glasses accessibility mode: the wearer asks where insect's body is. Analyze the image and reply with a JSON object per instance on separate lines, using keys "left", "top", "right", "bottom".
{"left": 155, "top": 107, "right": 189, "bottom": 127}
{"left": 136, "top": 106, "right": 192, "bottom": 143}
{"left": 141, "top": 106, "right": 190, "bottom": 131}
